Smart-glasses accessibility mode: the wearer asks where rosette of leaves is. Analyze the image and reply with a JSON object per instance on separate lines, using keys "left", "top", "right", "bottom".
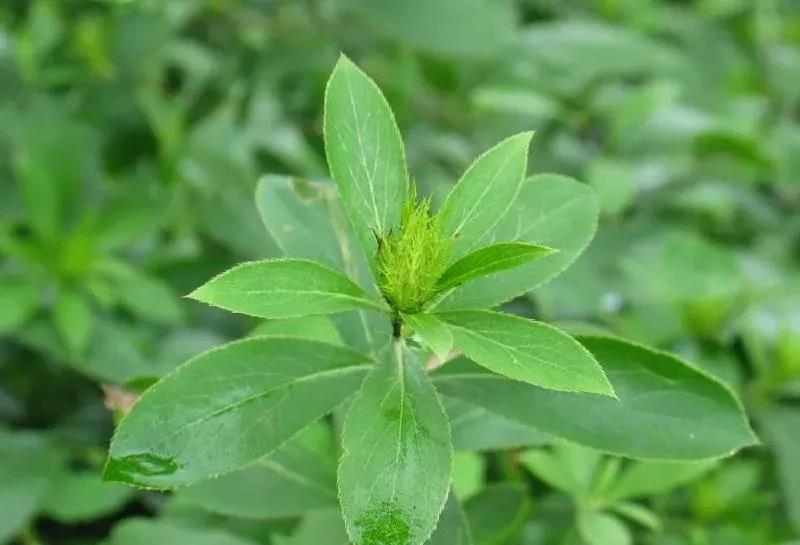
{"left": 104, "top": 56, "right": 757, "bottom": 545}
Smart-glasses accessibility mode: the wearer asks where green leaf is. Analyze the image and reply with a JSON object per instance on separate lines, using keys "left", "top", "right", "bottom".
{"left": 610, "top": 502, "right": 660, "bottom": 531}
{"left": 433, "top": 336, "right": 757, "bottom": 460}
{"left": 114, "top": 270, "right": 183, "bottom": 325}
{"left": 13, "top": 110, "right": 90, "bottom": 243}
{"left": 324, "top": 55, "right": 408, "bottom": 269}
{"left": 444, "top": 398, "right": 550, "bottom": 451}
{"left": 760, "top": 406, "right": 800, "bottom": 533}
{"left": 435, "top": 242, "right": 554, "bottom": 293}
{"left": 255, "top": 176, "right": 364, "bottom": 277}
{"left": 578, "top": 512, "right": 631, "bottom": 545}
{"left": 464, "top": 484, "right": 530, "bottom": 545}
{"left": 404, "top": 312, "right": 453, "bottom": 361}
{"left": 604, "top": 459, "right": 717, "bottom": 502}
{"left": 452, "top": 452, "right": 485, "bottom": 500}
{"left": 53, "top": 290, "right": 94, "bottom": 355}
{"left": 520, "top": 21, "right": 673, "bottom": 92}
{"left": 345, "top": 0, "right": 516, "bottom": 57}
{"left": 520, "top": 444, "right": 600, "bottom": 497}
{"left": 179, "top": 422, "right": 337, "bottom": 519}
{"left": 428, "top": 492, "right": 473, "bottom": 545}
{"left": 435, "top": 310, "right": 614, "bottom": 396}
{"left": 255, "top": 175, "right": 391, "bottom": 356}
{"left": 0, "top": 429, "right": 63, "bottom": 544}
{"left": 438, "top": 132, "right": 533, "bottom": 259}
{"left": 107, "top": 519, "right": 258, "bottom": 545}
{"left": 438, "top": 174, "right": 599, "bottom": 309}
{"left": 250, "top": 316, "right": 343, "bottom": 346}
{"left": 104, "top": 337, "right": 372, "bottom": 488}
{"left": 43, "top": 471, "right": 132, "bottom": 523}
{"left": 188, "top": 258, "right": 386, "bottom": 319}
{"left": 339, "top": 343, "right": 452, "bottom": 545}
{"left": 273, "top": 510, "right": 350, "bottom": 545}
{"left": 0, "top": 277, "right": 39, "bottom": 332}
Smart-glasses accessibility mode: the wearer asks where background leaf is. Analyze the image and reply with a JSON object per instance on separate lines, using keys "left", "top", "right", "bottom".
{"left": 342, "top": 0, "right": 517, "bottom": 57}
{"left": 106, "top": 519, "right": 258, "bottom": 545}
{"left": 464, "top": 484, "right": 530, "bottom": 545}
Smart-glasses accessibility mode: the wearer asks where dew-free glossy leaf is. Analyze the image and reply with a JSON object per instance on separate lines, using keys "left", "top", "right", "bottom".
{"left": 188, "top": 259, "right": 386, "bottom": 319}
{"left": 435, "top": 242, "right": 553, "bottom": 293}
{"left": 438, "top": 133, "right": 532, "bottom": 259}
{"left": 179, "top": 423, "right": 337, "bottom": 519}
{"left": 438, "top": 174, "right": 598, "bottom": 310}
{"left": 435, "top": 310, "right": 614, "bottom": 396}
{"left": 324, "top": 56, "right": 408, "bottom": 269}
{"left": 404, "top": 312, "right": 453, "bottom": 361}
{"left": 105, "top": 338, "right": 372, "bottom": 488}
{"left": 433, "top": 336, "right": 757, "bottom": 460}
{"left": 339, "top": 344, "right": 452, "bottom": 545}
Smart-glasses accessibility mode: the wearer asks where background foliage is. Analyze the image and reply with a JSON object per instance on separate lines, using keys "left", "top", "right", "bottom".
{"left": 1, "top": 0, "right": 799, "bottom": 544}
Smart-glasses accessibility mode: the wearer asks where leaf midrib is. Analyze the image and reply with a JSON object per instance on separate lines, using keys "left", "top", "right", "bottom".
{"left": 441, "top": 320, "right": 597, "bottom": 385}
{"left": 130, "top": 364, "right": 372, "bottom": 454}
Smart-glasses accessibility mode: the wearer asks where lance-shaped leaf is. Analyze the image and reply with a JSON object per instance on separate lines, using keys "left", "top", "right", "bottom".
{"left": 255, "top": 175, "right": 391, "bottom": 356}
{"left": 324, "top": 55, "right": 408, "bottom": 269}
{"left": 438, "top": 174, "right": 598, "bottom": 310}
{"left": 104, "top": 338, "right": 372, "bottom": 488}
{"left": 404, "top": 312, "right": 453, "bottom": 361}
{"left": 435, "top": 310, "right": 614, "bottom": 396}
{"left": 188, "top": 258, "right": 387, "bottom": 319}
{"left": 339, "top": 343, "right": 453, "bottom": 545}
{"left": 435, "top": 242, "right": 554, "bottom": 293}
{"left": 438, "top": 132, "right": 533, "bottom": 259}
{"left": 433, "top": 336, "right": 758, "bottom": 460}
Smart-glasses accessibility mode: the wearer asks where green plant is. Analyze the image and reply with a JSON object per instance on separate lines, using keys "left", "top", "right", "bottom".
{"left": 101, "top": 57, "right": 756, "bottom": 545}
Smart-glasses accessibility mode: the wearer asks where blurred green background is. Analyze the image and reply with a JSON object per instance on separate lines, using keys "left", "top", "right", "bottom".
{"left": 1, "top": 0, "right": 799, "bottom": 544}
